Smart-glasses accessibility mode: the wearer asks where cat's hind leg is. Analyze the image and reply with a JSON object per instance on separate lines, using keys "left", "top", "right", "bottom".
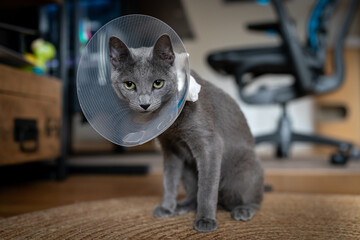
{"left": 231, "top": 203, "right": 260, "bottom": 221}
{"left": 230, "top": 175, "right": 263, "bottom": 222}
{"left": 175, "top": 162, "right": 197, "bottom": 215}
{"left": 220, "top": 149, "right": 264, "bottom": 222}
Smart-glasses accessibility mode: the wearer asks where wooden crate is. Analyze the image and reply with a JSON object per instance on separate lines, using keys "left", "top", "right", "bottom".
{"left": 0, "top": 64, "right": 62, "bottom": 165}
{"left": 315, "top": 48, "right": 360, "bottom": 152}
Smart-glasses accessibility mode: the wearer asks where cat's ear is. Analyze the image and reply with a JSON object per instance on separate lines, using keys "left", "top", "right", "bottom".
{"left": 109, "top": 36, "right": 131, "bottom": 68}
{"left": 153, "top": 34, "right": 175, "bottom": 65}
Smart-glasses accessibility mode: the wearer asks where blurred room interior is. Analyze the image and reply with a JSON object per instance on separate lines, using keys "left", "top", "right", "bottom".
{"left": 0, "top": 0, "right": 360, "bottom": 221}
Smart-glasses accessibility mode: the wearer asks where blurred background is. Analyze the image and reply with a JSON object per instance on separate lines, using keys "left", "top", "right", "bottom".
{"left": 0, "top": 0, "right": 359, "bottom": 218}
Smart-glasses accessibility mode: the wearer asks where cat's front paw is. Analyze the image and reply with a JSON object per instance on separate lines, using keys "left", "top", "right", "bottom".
{"left": 153, "top": 205, "right": 175, "bottom": 218}
{"left": 193, "top": 217, "right": 218, "bottom": 232}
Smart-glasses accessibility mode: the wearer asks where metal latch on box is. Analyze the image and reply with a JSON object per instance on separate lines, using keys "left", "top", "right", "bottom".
{"left": 14, "top": 118, "right": 39, "bottom": 153}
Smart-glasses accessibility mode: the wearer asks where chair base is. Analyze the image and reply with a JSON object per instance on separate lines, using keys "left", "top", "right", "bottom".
{"left": 255, "top": 104, "right": 356, "bottom": 164}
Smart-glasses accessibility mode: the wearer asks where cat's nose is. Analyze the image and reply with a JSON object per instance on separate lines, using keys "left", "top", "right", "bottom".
{"left": 140, "top": 104, "right": 150, "bottom": 110}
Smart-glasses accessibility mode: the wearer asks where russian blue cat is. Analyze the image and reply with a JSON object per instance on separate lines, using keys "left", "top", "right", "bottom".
{"left": 109, "top": 34, "right": 264, "bottom": 232}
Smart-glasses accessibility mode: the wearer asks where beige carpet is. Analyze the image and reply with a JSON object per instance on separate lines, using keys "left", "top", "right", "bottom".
{"left": 0, "top": 193, "right": 359, "bottom": 239}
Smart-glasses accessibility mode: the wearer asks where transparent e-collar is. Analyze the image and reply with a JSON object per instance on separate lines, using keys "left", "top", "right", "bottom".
{"left": 77, "top": 15, "right": 190, "bottom": 146}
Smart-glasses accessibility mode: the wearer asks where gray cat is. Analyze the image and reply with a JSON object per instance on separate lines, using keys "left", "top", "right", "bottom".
{"left": 109, "top": 34, "right": 264, "bottom": 232}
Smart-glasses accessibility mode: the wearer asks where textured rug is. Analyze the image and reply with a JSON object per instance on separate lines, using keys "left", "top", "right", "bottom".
{"left": 0, "top": 193, "right": 359, "bottom": 239}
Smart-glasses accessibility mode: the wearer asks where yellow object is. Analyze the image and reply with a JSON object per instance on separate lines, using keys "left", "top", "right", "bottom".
{"left": 24, "top": 53, "right": 36, "bottom": 65}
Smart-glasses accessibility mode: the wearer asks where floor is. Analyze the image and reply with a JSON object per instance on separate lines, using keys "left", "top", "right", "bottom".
{"left": 1, "top": 153, "right": 360, "bottom": 218}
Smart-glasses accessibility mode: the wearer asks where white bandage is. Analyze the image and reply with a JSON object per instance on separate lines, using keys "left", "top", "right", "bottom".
{"left": 187, "top": 75, "right": 201, "bottom": 102}
{"left": 175, "top": 52, "right": 201, "bottom": 102}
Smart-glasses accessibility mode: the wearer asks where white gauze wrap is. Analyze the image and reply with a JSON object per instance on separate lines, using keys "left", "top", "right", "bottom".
{"left": 175, "top": 52, "right": 201, "bottom": 102}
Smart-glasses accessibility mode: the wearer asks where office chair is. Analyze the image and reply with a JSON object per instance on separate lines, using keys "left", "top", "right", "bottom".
{"left": 207, "top": 0, "right": 359, "bottom": 164}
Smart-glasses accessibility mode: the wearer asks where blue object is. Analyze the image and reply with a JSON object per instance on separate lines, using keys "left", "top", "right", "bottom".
{"left": 256, "top": 0, "right": 270, "bottom": 6}
{"left": 32, "top": 67, "right": 44, "bottom": 75}
{"left": 173, "top": 77, "right": 189, "bottom": 114}
{"left": 266, "top": 29, "right": 277, "bottom": 36}
{"left": 308, "top": 0, "right": 334, "bottom": 52}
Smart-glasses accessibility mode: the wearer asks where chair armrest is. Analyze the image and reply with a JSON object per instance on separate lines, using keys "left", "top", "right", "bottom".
{"left": 247, "top": 21, "right": 280, "bottom": 34}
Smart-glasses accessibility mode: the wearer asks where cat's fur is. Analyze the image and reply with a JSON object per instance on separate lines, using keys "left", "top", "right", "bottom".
{"left": 109, "top": 34, "right": 264, "bottom": 232}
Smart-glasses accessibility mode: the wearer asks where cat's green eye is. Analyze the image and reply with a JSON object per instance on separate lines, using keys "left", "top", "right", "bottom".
{"left": 124, "top": 81, "right": 136, "bottom": 90}
{"left": 153, "top": 79, "right": 164, "bottom": 89}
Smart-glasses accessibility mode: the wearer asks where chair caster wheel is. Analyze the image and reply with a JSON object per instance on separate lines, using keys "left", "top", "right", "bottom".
{"left": 330, "top": 152, "right": 348, "bottom": 165}
{"left": 276, "top": 144, "right": 289, "bottom": 158}
{"left": 350, "top": 146, "right": 360, "bottom": 159}
{"left": 276, "top": 145, "right": 288, "bottom": 158}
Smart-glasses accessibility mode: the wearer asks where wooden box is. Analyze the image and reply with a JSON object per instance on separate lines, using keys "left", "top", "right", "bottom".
{"left": 0, "top": 64, "right": 62, "bottom": 166}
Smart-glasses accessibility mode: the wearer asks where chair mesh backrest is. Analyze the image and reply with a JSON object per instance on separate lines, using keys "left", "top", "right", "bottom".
{"left": 307, "top": 0, "right": 338, "bottom": 52}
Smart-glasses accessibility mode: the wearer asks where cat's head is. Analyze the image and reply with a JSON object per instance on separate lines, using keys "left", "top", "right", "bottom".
{"left": 109, "top": 34, "right": 177, "bottom": 113}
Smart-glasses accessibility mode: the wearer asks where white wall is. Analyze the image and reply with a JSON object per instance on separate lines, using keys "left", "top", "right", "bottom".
{"left": 181, "top": 0, "right": 359, "bottom": 152}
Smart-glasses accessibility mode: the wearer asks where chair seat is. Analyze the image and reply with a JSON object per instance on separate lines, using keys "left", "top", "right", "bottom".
{"left": 207, "top": 45, "right": 293, "bottom": 77}
{"left": 207, "top": 45, "right": 301, "bottom": 104}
